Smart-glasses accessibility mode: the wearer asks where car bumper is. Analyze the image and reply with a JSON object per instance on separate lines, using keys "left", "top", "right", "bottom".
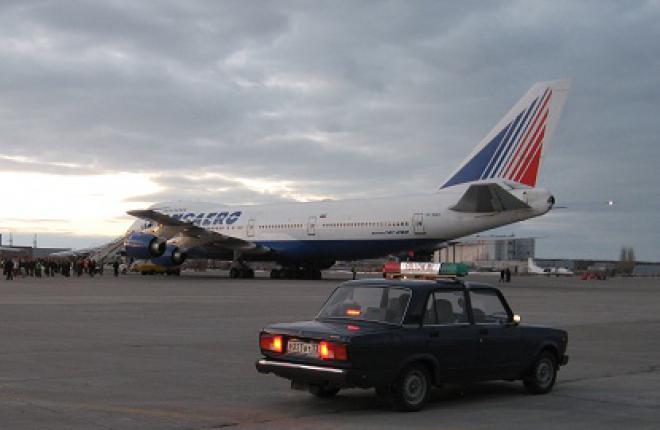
{"left": 256, "top": 359, "right": 357, "bottom": 386}
{"left": 560, "top": 354, "right": 569, "bottom": 366}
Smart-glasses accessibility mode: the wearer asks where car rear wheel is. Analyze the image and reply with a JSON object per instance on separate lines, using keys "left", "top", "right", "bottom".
{"left": 309, "top": 385, "right": 340, "bottom": 398}
{"left": 524, "top": 352, "right": 557, "bottom": 394}
{"left": 391, "top": 363, "right": 431, "bottom": 412}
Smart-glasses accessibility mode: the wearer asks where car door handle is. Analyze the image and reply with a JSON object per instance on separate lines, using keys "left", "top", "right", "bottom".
{"left": 428, "top": 331, "right": 440, "bottom": 338}
{"left": 478, "top": 328, "right": 489, "bottom": 335}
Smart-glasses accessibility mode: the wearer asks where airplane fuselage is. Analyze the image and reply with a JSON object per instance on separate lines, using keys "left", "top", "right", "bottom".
{"left": 136, "top": 184, "right": 553, "bottom": 265}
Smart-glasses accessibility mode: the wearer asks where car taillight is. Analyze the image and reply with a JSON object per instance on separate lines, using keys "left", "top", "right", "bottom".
{"left": 318, "top": 341, "right": 348, "bottom": 361}
{"left": 260, "top": 333, "right": 284, "bottom": 353}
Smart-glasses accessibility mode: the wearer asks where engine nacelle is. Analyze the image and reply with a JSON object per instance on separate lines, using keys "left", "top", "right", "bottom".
{"left": 151, "top": 244, "right": 187, "bottom": 267}
{"left": 124, "top": 232, "right": 166, "bottom": 259}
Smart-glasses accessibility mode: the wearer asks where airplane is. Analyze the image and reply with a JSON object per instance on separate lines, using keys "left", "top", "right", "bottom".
{"left": 0, "top": 246, "right": 25, "bottom": 254}
{"left": 49, "top": 236, "right": 125, "bottom": 259}
{"left": 527, "top": 257, "right": 574, "bottom": 276}
{"left": 49, "top": 248, "right": 93, "bottom": 258}
{"left": 124, "top": 79, "right": 571, "bottom": 279}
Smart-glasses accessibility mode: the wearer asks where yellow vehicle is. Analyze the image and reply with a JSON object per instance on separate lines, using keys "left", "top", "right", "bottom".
{"left": 130, "top": 262, "right": 181, "bottom": 276}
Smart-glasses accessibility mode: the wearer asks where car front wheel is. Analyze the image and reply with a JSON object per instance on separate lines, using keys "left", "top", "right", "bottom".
{"left": 524, "top": 352, "right": 557, "bottom": 394}
{"left": 391, "top": 363, "right": 431, "bottom": 412}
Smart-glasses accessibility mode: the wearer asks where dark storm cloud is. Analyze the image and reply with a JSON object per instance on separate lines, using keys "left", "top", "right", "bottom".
{"left": 1, "top": 0, "right": 659, "bottom": 258}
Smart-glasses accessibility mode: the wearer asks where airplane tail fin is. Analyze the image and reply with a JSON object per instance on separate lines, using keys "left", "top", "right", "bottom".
{"left": 441, "top": 79, "right": 571, "bottom": 189}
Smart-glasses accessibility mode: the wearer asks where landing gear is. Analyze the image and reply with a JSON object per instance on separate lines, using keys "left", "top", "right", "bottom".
{"left": 270, "top": 265, "right": 322, "bottom": 280}
{"left": 229, "top": 261, "right": 255, "bottom": 279}
{"left": 228, "top": 250, "right": 255, "bottom": 279}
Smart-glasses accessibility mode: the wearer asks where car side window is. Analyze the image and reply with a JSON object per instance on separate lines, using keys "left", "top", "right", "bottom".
{"left": 469, "top": 289, "right": 510, "bottom": 324}
{"left": 423, "top": 290, "right": 468, "bottom": 326}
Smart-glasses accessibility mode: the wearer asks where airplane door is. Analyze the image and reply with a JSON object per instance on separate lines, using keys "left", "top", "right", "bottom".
{"left": 307, "top": 216, "right": 317, "bottom": 236}
{"left": 412, "top": 213, "right": 425, "bottom": 234}
{"left": 247, "top": 219, "right": 255, "bottom": 238}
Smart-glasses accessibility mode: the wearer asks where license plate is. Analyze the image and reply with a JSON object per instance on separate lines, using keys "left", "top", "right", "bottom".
{"left": 287, "top": 340, "right": 318, "bottom": 356}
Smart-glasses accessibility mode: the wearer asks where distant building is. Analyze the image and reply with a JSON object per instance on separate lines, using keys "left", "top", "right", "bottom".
{"left": 632, "top": 264, "right": 660, "bottom": 277}
{"left": 0, "top": 246, "right": 70, "bottom": 259}
{"left": 436, "top": 236, "right": 535, "bottom": 264}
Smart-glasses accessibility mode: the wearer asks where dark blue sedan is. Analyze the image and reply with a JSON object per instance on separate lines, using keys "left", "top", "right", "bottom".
{"left": 256, "top": 279, "right": 569, "bottom": 411}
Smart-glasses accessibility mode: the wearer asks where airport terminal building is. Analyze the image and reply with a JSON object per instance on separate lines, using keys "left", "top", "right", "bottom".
{"left": 435, "top": 235, "right": 535, "bottom": 272}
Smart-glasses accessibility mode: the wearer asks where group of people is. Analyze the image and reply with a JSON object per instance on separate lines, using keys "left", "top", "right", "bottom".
{"left": 1, "top": 256, "right": 123, "bottom": 280}
{"left": 2, "top": 257, "right": 75, "bottom": 280}
{"left": 500, "top": 267, "right": 513, "bottom": 282}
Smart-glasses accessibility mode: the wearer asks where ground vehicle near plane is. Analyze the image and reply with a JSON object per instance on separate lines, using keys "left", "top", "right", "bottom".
{"left": 103, "top": 262, "right": 128, "bottom": 275}
{"left": 256, "top": 279, "right": 569, "bottom": 411}
{"left": 130, "top": 261, "right": 181, "bottom": 276}
{"left": 122, "top": 80, "right": 570, "bottom": 279}
{"left": 382, "top": 261, "right": 470, "bottom": 279}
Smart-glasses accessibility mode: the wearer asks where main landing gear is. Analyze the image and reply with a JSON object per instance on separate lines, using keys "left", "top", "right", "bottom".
{"left": 228, "top": 260, "right": 255, "bottom": 279}
{"left": 270, "top": 266, "right": 322, "bottom": 280}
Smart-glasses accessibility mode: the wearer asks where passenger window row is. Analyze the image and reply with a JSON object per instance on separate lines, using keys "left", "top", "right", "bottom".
{"left": 322, "top": 221, "right": 409, "bottom": 228}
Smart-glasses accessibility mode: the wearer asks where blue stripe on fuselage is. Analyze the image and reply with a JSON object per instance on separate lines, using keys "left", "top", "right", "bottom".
{"left": 253, "top": 238, "right": 445, "bottom": 261}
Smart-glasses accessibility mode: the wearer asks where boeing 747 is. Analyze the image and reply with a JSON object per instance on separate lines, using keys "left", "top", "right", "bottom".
{"left": 124, "top": 80, "right": 571, "bottom": 279}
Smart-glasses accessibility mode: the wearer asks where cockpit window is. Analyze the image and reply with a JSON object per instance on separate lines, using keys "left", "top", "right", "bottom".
{"left": 316, "top": 286, "right": 411, "bottom": 325}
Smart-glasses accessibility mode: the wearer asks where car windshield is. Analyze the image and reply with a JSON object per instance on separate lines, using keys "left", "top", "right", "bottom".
{"left": 316, "top": 286, "right": 412, "bottom": 325}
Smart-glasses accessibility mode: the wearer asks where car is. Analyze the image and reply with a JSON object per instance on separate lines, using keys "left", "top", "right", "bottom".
{"left": 256, "top": 279, "right": 569, "bottom": 411}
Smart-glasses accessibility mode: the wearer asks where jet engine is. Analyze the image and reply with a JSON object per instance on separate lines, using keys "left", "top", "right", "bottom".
{"left": 151, "top": 244, "right": 187, "bottom": 267}
{"left": 124, "top": 232, "right": 166, "bottom": 259}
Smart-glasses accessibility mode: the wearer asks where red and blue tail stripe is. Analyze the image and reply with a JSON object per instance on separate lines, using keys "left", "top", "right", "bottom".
{"left": 442, "top": 83, "right": 559, "bottom": 189}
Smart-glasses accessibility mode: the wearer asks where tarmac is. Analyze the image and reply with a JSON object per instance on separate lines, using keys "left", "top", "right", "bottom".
{"left": 1, "top": 272, "right": 659, "bottom": 429}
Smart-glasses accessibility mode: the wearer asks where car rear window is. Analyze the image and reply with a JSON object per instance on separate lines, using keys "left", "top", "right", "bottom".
{"left": 317, "top": 286, "right": 411, "bottom": 325}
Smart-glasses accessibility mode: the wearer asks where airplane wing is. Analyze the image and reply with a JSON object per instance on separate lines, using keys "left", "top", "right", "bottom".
{"left": 450, "top": 183, "right": 531, "bottom": 213}
{"left": 127, "top": 209, "right": 260, "bottom": 251}
{"left": 127, "top": 210, "right": 189, "bottom": 227}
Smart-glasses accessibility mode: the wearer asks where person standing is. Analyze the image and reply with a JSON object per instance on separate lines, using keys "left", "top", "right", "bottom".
{"left": 113, "top": 259, "right": 120, "bottom": 277}
{"left": 4, "top": 258, "right": 14, "bottom": 280}
{"left": 505, "top": 267, "right": 512, "bottom": 282}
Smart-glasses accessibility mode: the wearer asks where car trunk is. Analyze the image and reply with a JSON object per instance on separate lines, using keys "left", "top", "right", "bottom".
{"left": 261, "top": 319, "right": 395, "bottom": 366}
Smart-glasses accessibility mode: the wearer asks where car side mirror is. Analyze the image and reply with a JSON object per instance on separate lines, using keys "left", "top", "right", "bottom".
{"left": 512, "top": 314, "right": 521, "bottom": 325}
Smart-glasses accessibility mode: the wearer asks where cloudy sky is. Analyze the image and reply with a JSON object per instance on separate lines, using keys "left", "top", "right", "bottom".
{"left": 1, "top": 0, "right": 659, "bottom": 260}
